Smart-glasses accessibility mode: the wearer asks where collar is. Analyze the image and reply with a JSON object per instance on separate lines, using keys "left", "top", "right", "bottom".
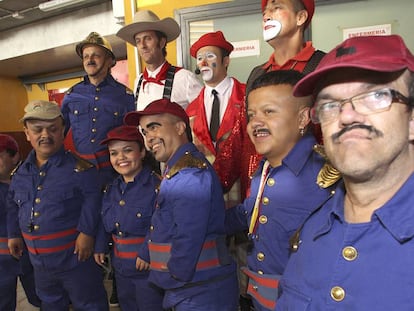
{"left": 312, "top": 174, "right": 414, "bottom": 243}
{"left": 205, "top": 76, "right": 232, "bottom": 96}
{"left": 113, "top": 166, "right": 153, "bottom": 187}
{"left": 165, "top": 142, "right": 198, "bottom": 170}
{"left": 83, "top": 74, "right": 117, "bottom": 87}
{"left": 253, "top": 133, "right": 317, "bottom": 178}
{"left": 145, "top": 61, "right": 169, "bottom": 78}
{"left": 24, "top": 147, "right": 66, "bottom": 170}
{"left": 262, "top": 41, "right": 315, "bottom": 71}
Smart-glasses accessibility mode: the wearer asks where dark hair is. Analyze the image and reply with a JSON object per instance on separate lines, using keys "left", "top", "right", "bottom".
{"left": 154, "top": 31, "right": 168, "bottom": 57}
{"left": 247, "top": 70, "right": 305, "bottom": 106}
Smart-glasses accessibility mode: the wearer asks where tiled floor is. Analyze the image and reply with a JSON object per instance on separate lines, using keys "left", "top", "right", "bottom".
{"left": 16, "top": 279, "right": 121, "bottom": 310}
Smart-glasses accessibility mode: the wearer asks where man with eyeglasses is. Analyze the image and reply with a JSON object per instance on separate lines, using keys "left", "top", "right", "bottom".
{"left": 275, "top": 35, "right": 414, "bottom": 311}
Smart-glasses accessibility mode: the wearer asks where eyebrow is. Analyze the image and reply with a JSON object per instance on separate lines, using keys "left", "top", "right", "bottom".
{"left": 144, "top": 121, "right": 162, "bottom": 129}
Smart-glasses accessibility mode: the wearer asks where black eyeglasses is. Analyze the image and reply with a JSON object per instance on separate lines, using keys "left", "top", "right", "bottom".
{"left": 311, "top": 88, "right": 411, "bottom": 124}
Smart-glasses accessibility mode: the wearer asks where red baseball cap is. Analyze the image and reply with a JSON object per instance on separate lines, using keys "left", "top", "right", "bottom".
{"left": 294, "top": 35, "right": 414, "bottom": 97}
{"left": 261, "top": 0, "right": 314, "bottom": 29}
{"left": 124, "top": 99, "right": 190, "bottom": 126}
{"left": 190, "top": 31, "right": 234, "bottom": 58}
{"left": 0, "top": 134, "right": 18, "bottom": 153}
{"left": 100, "top": 125, "right": 144, "bottom": 146}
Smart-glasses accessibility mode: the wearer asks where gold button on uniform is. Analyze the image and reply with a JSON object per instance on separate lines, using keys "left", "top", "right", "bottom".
{"left": 93, "top": 107, "right": 98, "bottom": 111}
{"left": 39, "top": 171, "right": 46, "bottom": 177}
{"left": 262, "top": 197, "right": 269, "bottom": 205}
{"left": 258, "top": 270, "right": 264, "bottom": 275}
{"left": 342, "top": 246, "right": 358, "bottom": 261}
{"left": 33, "top": 225, "right": 40, "bottom": 231}
{"left": 94, "top": 96, "right": 99, "bottom": 100}
{"left": 259, "top": 215, "right": 268, "bottom": 224}
{"left": 150, "top": 225, "right": 154, "bottom": 231}
{"left": 35, "top": 198, "right": 41, "bottom": 204}
{"left": 114, "top": 112, "right": 119, "bottom": 116}
{"left": 267, "top": 178, "right": 275, "bottom": 186}
{"left": 257, "top": 252, "right": 265, "bottom": 261}
{"left": 37, "top": 185, "right": 43, "bottom": 191}
{"left": 74, "top": 110, "right": 79, "bottom": 115}
{"left": 330, "top": 286, "right": 345, "bottom": 302}
{"left": 119, "top": 200, "right": 125, "bottom": 206}
{"left": 136, "top": 213, "right": 142, "bottom": 218}
{"left": 90, "top": 139, "right": 95, "bottom": 143}
{"left": 91, "top": 128, "right": 97, "bottom": 133}
{"left": 34, "top": 212, "right": 40, "bottom": 217}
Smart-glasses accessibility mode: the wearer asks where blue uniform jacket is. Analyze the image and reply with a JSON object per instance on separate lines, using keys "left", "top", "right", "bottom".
{"left": 61, "top": 75, "right": 135, "bottom": 166}
{"left": 277, "top": 175, "right": 414, "bottom": 311}
{"left": 226, "top": 134, "right": 332, "bottom": 278}
{"left": 139, "top": 143, "right": 236, "bottom": 290}
{"left": 0, "top": 182, "right": 21, "bottom": 277}
{"left": 96, "top": 166, "right": 160, "bottom": 277}
{"left": 7, "top": 148, "right": 104, "bottom": 271}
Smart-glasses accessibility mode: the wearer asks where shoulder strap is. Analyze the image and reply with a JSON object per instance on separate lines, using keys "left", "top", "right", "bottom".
{"left": 165, "top": 152, "right": 207, "bottom": 179}
{"left": 162, "top": 65, "right": 177, "bottom": 100}
{"left": 246, "top": 64, "right": 266, "bottom": 95}
{"left": 302, "top": 50, "right": 326, "bottom": 75}
{"left": 135, "top": 75, "right": 144, "bottom": 107}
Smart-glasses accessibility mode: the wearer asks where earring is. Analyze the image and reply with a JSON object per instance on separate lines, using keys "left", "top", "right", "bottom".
{"left": 299, "top": 128, "right": 305, "bottom": 136}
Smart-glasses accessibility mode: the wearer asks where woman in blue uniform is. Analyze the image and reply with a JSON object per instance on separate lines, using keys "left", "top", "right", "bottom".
{"left": 95, "top": 125, "right": 163, "bottom": 311}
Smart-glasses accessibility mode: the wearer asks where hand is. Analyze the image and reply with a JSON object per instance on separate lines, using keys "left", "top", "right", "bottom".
{"left": 8, "top": 238, "right": 24, "bottom": 259}
{"left": 136, "top": 257, "right": 150, "bottom": 271}
{"left": 74, "top": 232, "right": 94, "bottom": 261}
{"left": 94, "top": 253, "right": 106, "bottom": 266}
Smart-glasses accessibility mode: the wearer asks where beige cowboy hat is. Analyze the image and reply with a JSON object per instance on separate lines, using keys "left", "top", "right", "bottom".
{"left": 116, "top": 10, "right": 181, "bottom": 46}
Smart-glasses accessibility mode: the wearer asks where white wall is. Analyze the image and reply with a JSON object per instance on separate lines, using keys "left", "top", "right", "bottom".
{"left": 312, "top": 0, "right": 414, "bottom": 52}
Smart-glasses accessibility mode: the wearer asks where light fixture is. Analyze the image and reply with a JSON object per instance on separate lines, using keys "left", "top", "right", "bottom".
{"left": 38, "top": 0, "right": 89, "bottom": 12}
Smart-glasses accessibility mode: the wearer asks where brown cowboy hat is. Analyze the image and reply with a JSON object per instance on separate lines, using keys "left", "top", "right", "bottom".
{"left": 116, "top": 10, "right": 181, "bottom": 46}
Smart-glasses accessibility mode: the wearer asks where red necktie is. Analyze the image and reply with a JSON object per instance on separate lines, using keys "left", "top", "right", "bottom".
{"left": 142, "top": 62, "right": 170, "bottom": 88}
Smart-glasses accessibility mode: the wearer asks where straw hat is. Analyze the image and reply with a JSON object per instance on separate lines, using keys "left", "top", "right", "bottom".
{"left": 117, "top": 10, "right": 181, "bottom": 46}
{"left": 75, "top": 32, "right": 116, "bottom": 67}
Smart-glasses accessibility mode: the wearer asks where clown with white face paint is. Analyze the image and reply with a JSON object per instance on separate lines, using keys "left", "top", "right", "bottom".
{"left": 187, "top": 31, "right": 254, "bottom": 203}
{"left": 187, "top": 31, "right": 259, "bottom": 311}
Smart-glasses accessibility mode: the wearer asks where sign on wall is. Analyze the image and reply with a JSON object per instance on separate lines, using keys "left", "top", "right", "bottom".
{"left": 343, "top": 24, "right": 392, "bottom": 40}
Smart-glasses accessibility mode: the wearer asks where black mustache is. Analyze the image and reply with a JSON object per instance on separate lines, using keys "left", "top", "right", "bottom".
{"left": 87, "top": 61, "right": 96, "bottom": 66}
{"left": 39, "top": 138, "right": 53, "bottom": 145}
{"left": 331, "top": 124, "right": 383, "bottom": 141}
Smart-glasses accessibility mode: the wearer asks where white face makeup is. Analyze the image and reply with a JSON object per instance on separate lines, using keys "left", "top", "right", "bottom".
{"left": 196, "top": 51, "right": 218, "bottom": 82}
{"left": 263, "top": 19, "right": 282, "bottom": 41}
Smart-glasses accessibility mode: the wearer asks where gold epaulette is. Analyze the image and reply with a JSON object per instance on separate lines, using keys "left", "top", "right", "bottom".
{"left": 126, "top": 87, "right": 134, "bottom": 95}
{"left": 68, "top": 151, "right": 95, "bottom": 172}
{"left": 10, "top": 160, "right": 23, "bottom": 178}
{"left": 165, "top": 152, "right": 208, "bottom": 179}
{"left": 313, "top": 144, "right": 342, "bottom": 188}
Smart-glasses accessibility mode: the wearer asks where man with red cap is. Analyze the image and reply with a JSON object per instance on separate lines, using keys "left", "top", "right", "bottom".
{"left": 0, "top": 134, "right": 41, "bottom": 310}
{"left": 246, "top": 0, "right": 325, "bottom": 94}
{"left": 276, "top": 35, "right": 414, "bottom": 310}
{"left": 124, "top": 98, "right": 239, "bottom": 310}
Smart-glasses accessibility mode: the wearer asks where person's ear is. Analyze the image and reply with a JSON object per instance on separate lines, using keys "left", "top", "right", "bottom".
{"left": 409, "top": 109, "right": 414, "bottom": 142}
{"left": 296, "top": 9, "right": 308, "bottom": 28}
{"left": 298, "top": 106, "right": 311, "bottom": 129}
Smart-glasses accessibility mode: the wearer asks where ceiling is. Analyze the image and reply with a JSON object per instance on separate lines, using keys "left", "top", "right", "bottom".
{"left": 0, "top": 0, "right": 126, "bottom": 81}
